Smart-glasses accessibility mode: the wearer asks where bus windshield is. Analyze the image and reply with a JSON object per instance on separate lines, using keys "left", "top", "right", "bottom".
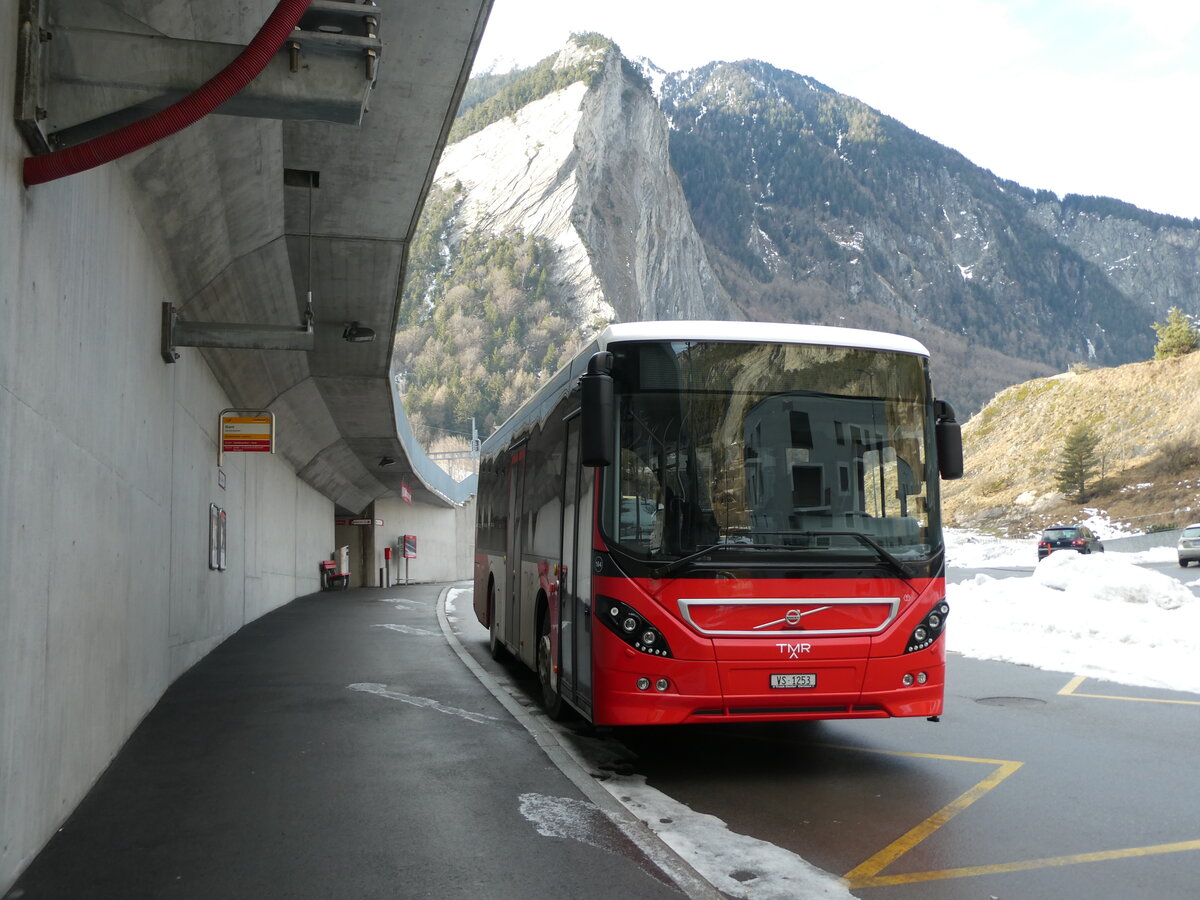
{"left": 603, "top": 339, "right": 941, "bottom": 566}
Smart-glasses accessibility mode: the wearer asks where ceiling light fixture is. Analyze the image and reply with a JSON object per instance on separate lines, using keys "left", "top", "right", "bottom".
{"left": 342, "top": 322, "right": 376, "bottom": 343}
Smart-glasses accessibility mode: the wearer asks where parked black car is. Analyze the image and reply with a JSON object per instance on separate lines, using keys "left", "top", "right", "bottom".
{"left": 1037, "top": 525, "right": 1104, "bottom": 561}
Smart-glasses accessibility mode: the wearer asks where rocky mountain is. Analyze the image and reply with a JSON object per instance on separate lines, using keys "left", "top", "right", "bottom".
{"left": 654, "top": 58, "right": 1200, "bottom": 411}
{"left": 396, "top": 34, "right": 1200, "bottom": 440}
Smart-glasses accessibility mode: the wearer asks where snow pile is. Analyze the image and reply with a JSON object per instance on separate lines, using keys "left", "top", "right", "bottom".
{"left": 944, "top": 527, "right": 1031, "bottom": 567}
{"left": 1075, "top": 508, "right": 1140, "bottom": 539}
{"left": 948, "top": 550, "right": 1200, "bottom": 693}
{"left": 600, "top": 772, "right": 854, "bottom": 899}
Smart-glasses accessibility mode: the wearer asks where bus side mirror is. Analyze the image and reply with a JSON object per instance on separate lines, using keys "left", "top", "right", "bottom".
{"left": 581, "top": 351, "right": 613, "bottom": 467}
{"left": 935, "top": 399, "right": 964, "bottom": 480}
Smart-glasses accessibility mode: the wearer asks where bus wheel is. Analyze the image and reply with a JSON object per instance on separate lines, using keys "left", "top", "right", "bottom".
{"left": 487, "top": 583, "right": 507, "bottom": 662}
{"left": 536, "top": 608, "right": 565, "bottom": 720}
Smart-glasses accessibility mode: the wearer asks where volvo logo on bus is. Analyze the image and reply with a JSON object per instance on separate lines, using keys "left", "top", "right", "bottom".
{"left": 753, "top": 605, "right": 830, "bottom": 631}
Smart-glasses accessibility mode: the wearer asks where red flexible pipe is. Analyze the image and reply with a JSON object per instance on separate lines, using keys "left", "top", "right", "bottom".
{"left": 23, "top": 0, "right": 312, "bottom": 186}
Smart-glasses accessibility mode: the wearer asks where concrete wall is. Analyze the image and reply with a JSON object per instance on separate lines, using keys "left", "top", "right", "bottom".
{"left": 373, "top": 496, "right": 477, "bottom": 585}
{"left": 0, "top": 13, "right": 328, "bottom": 889}
{"left": 1103, "top": 529, "right": 1182, "bottom": 553}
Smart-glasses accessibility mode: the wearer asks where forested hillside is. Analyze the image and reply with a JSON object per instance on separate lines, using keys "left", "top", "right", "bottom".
{"left": 395, "top": 186, "right": 587, "bottom": 440}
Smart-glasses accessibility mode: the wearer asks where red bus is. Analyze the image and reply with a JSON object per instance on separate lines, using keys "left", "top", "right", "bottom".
{"left": 473, "top": 321, "right": 963, "bottom": 725}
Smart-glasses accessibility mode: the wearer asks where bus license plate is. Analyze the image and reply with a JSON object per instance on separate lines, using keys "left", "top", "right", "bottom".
{"left": 770, "top": 673, "right": 817, "bottom": 689}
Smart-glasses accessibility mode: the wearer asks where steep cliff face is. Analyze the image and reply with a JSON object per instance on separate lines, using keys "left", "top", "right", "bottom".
{"left": 1026, "top": 198, "right": 1200, "bottom": 326}
{"left": 432, "top": 75, "right": 607, "bottom": 323}
{"left": 431, "top": 43, "right": 728, "bottom": 327}
{"left": 571, "top": 51, "right": 730, "bottom": 322}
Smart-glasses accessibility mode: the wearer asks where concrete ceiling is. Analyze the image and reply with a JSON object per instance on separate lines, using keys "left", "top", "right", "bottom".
{"left": 25, "top": 0, "right": 492, "bottom": 512}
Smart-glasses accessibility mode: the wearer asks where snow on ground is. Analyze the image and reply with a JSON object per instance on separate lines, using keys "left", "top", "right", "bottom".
{"left": 945, "top": 525, "right": 1200, "bottom": 694}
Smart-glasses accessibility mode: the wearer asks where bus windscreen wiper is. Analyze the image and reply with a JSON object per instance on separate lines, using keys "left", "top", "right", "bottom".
{"left": 652, "top": 532, "right": 915, "bottom": 582}
{"left": 793, "top": 530, "right": 916, "bottom": 583}
{"left": 646, "top": 535, "right": 775, "bottom": 579}
{"left": 651, "top": 542, "right": 730, "bottom": 579}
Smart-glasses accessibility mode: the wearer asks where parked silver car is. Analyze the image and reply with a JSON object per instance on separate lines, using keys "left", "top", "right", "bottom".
{"left": 1178, "top": 523, "right": 1200, "bottom": 567}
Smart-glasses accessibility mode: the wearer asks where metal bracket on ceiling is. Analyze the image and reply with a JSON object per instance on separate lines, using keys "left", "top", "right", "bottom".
{"left": 14, "top": 0, "right": 383, "bottom": 155}
{"left": 161, "top": 302, "right": 314, "bottom": 365}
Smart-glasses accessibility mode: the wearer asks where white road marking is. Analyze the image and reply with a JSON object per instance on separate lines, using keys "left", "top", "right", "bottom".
{"left": 347, "top": 682, "right": 499, "bottom": 725}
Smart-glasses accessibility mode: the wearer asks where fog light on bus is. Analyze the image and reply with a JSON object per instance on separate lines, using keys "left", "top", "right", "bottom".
{"left": 637, "top": 677, "right": 651, "bottom": 691}
{"left": 917, "top": 672, "right": 928, "bottom": 684}
{"left": 655, "top": 678, "right": 670, "bottom": 692}
{"left": 902, "top": 673, "right": 915, "bottom": 686}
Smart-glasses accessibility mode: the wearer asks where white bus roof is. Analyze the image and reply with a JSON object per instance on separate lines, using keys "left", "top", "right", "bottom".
{"left": 480, "top": 320, "right": 930, "bottom": 453}
{"left": 595, "top": 320, "right": 930, "bottom": 357}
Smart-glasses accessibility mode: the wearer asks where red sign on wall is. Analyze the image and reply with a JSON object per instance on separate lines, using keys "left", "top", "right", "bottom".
{"left": 401, "top": 482, "right": 412, "bottom": 504}
{"left": 402, "top": 535, "right": 416, "bottom": 559}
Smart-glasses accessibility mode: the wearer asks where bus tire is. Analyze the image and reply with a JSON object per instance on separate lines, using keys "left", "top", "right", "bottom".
{"left": 536, "top": 600, "right": 566, "bottom": 720}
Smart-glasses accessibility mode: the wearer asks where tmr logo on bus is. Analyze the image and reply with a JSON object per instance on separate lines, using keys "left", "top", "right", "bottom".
{"left": 777, "top": 642, "right": 812, "bottom": 658}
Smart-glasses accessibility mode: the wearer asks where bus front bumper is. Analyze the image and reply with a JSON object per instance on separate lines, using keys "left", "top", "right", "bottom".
{"left": 591, "top": 641, "right": 945, "bottom": 726}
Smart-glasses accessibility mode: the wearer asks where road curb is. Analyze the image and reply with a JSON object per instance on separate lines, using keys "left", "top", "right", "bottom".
{"left": 436, "top": 584, "right": 726, "bottom": 900}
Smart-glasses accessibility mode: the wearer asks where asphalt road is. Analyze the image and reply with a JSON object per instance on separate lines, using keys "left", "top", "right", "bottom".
{"left": 8, "top": 585, "right": 698, "bottom": 900}
{"left": 451, "top": 571, "right": 1200, "bottom": 900}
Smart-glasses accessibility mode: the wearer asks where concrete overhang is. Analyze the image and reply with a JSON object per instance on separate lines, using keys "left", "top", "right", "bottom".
{"left": 18, "top": 0, "right": 491, "bottom": 510}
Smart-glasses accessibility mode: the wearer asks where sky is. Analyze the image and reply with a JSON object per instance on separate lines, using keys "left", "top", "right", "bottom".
{"left": 474, "top": 0, "right": 1200, "bottom": 221}
{"left": 444, "top": 518, "right": 1199, "bottom": 898}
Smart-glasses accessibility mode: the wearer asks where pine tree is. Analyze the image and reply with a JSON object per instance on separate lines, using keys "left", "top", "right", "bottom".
{"left": 1054, "top": 423, "right": 1099, "bottom": 502}
{"left": 1152, "top": 306, "right": 1199, "bottom": 359}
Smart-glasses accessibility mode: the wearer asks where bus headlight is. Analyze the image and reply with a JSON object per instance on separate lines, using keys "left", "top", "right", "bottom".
{"left": 905, "top": 600, "right": 950, "bottom": 653}
{"left": 598, "top": 596, "right": 673, "bottom": 658}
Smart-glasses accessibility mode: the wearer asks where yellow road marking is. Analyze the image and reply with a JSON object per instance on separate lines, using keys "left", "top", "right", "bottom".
{"left": 1059, "top": 674, "right": 1087, "bottom": 695}
{"left": 841, "top": 750, "right": 1022, "bottom": 886}
{"left": 1060, "top": 675, "right": 1200, "bottom": 706}
{"left": 852, "top": 839, "right": 1200, "bottom": 888}
{"left": 838, "top": 740, "right": 1200, "bottom": 889}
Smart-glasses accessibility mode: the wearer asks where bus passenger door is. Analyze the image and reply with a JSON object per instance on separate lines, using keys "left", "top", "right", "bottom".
{"left": 506, "top": 445, "right": 527, "bottom": 652}
{"left": 559, "top": 418, "right": 593, "bottom": 718}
